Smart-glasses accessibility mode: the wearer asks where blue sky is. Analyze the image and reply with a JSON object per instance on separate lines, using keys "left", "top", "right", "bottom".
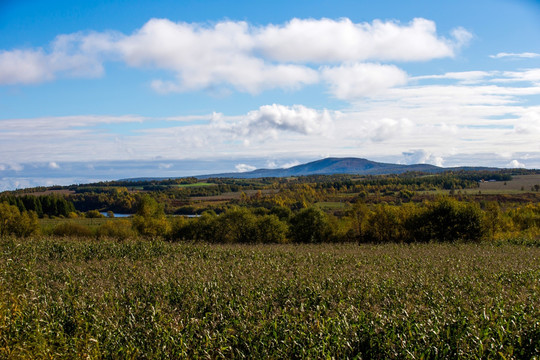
{"left": 1, "top": 0, "right": 539, "bottom": 190}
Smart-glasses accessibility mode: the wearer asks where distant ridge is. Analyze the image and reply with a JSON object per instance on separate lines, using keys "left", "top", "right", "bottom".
{"left": 194, "top": 157, "right": 499, "bottom": 179}
{"left": 120, "top": 157, "right": 501, "bottom": 182}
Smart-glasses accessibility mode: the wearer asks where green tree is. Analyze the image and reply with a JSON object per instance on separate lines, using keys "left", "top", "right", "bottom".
{"left": 289, "top": 207, "right": 332, "bottom": 243}
{"left": 0, "top": 202, "right": 18, "bottom": 237}
{"left": 132, "top": 195, "right": 170, "bottom": 237}
{"left": 410, "top": 197, "right": 485, "bottom": 242}
{"left": 214, "top": 207, "right": 257, "bottom": 243}
{"left": 362, "top": 204, "right": 410, "bottom": 243}
{"left": 0, "top": 202, "right": 39, "bottom": 237}
{"left": 255, "top": 214, "right": 289, "bottom": 243}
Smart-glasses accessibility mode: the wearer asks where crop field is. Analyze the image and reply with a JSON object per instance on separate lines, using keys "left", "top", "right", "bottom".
{"left": 1, "top": 238, "right": 539, "bottom": 358}
{"left": 413, "top": 175, "right": 540, "bottom": 196}
{"left": 479, "top": 174, "right": 540, "bottom": 192}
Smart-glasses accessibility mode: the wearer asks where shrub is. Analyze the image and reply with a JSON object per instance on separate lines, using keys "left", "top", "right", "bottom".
{"left": 86, "top": 210, "right": 105, "bottom": 218}
{"left": 52, "top": 222, "right": 93, "bottom": 237}
{"left": 97, "top": 220, "right": 137, "bottom": 240}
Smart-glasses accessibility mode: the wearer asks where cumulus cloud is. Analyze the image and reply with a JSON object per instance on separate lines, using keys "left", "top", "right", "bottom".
{"left": 507, "top": 159, "right": 525, "bottom": 168}
{"left": 370, "top": 117, "right": 413, "bottom": 142}
{"left": 119, "top": 19, "right": 319, "bottom": 93}
{"left": 119, "top": 17, "right": 468, "bottom": 93}
{"left": 48, "top": 162, "right": 60, "bottom": 169}
{"left": 0, "top": 32, "right": 112, "bottom": 85}
{"left": 490, "top": 52, "right": 540, "bottom": 59}
{"left": 257, "top": 18, "right": 468, "bottom": 62}
{"left": 401, "top": 150, "right": 444, "bottom": 166}
{"left": 235, "top": 163, "right": 257, "bottom": 172}
{"left": 514, "top": 109, "right": 540, "bottom": 134}
{"left": 0, "top": 49, "right": 53, "bottom": 84}
{"left": 0, "top": 17, "right": 467, "bottom": 94}
{"left": 322, "top": 63, "right": 408, "bottom": 100}
{"left": 241, "top": 104, "right": 334, "bottom": 136}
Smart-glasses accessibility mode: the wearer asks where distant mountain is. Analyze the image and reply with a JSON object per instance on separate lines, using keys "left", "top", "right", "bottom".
{"left": 118, "top": 157, "right": 502, "bottom": 182}
{"left": 196, "top": 157, "right": 499, "bottom": 179}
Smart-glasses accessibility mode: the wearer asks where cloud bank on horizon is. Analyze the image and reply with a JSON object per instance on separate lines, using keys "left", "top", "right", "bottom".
{"left": 1, "top": 1, "right": 539, "bottom": 190}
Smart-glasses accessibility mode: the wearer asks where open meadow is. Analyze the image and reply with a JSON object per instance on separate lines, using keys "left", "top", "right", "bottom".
{"left": 1, "top": 238, "right": 539, "bottom": 359}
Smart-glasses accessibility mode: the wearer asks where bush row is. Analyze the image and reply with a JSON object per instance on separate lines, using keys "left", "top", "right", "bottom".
{"left": 2, "top": 197, "right": 539, "bottom": 243}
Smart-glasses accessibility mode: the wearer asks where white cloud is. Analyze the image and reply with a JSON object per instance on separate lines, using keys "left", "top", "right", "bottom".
{"left": 257, "top": 18, "right": 468, "bottom": 62}
{"left": 235, "top": 163, "right": 256, "bottom": 172}
{"left": 507, "top": 159, "right": 525, "bottom": 168}
{"left": 265, "top": 161, "right": 278, "bottom": 168}
{"left": 158, "top": 163, "right": 173, "bottom": 169}
{"left": 490, "top": 52, "right": 540, "bottom": 59}
{"left": 450, "top": 27, "right": 473, "bottom": 48}
{"left": 497, "top": 69, "right": 540, "bottom": 84}
{"left": 401, "top": 150, "right": 444, "bottom": 167}
{"left": 0, "top": 17, "right": 466, "bottom": 94}
{"left": 48, "top": 162, "right": 60, "bottom": 169}
{"left": 241, "top": 104, "right": 334, "bottom": 136}
{"left": 120, "top": 19, "right": 319, "bottom": 93}
{"left": 0, "top": 163, "right": 25, "bottom": 172}
{"left": 322, "top": 63, "right": 408, "bottom": 99}
{"left": 514, "top": 108, "right": 540, "bottom": 134}
{"left": 265, "top": 160, "right": 301, "bottom": 169}
{"left": 370, "top": 117, "right": 414, "bottom": 142}
{"left": 114, "top": 19, "right": 320, "bottom": 93}
{"left": 0, "top": 49, "right": 53, "bottom": 84}
{"left": 0, "top": 32, "right": 112, "bottom": 85}
{"left": 412, "top": 71, "right": 493, "bottom": 83}
{"left": 281, "top": 160, "right": 301, "bottom": 168}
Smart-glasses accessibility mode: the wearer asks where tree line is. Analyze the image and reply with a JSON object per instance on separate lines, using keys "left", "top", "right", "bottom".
{"left": 4, "top": 195, "right": 536, "bottom": 244}
{"left": 0, "top": 194, "right": 75, "bottom": 218}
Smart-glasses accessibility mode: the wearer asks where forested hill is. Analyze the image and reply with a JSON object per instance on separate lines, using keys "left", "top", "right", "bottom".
{"left": 195, "top": 157, "right": 500, "bottom": 179}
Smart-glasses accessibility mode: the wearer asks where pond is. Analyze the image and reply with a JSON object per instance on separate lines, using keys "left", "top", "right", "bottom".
{"left": 99, "top": 212, "right": 132, "bottom": 218}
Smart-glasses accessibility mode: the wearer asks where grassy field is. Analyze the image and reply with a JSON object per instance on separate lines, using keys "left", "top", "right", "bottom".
{"left": 315, "top": 201, "right": 348, "bottom": 210}
{"left": 414, "top": 174, "right": 540, "bottom": 196}
{"left": 479, "top": 174, "right": 540, "bottom": 192}
{"left": 1, "top": 238, "right": 539, "bottom": 358}
{"left": 39, "top": 217, "right": 120, "bottom": 233}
